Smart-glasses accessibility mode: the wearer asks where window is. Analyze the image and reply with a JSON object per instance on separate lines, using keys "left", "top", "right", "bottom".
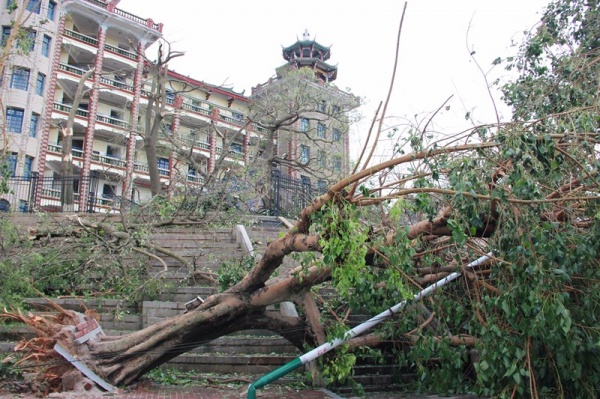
{"left": 102, "top": 184, "right": 116, "bottom": 199}
{"left": 106, "top": 145, "right": 121, "bottom": 159}
{"left": 6, "top": 108, "right": 24, "bottom": 133}
{"left": 232, "top": 111, "right": 244, "bottom": 121}
{"left": 1, "top": 26, "right": 10, "bottom": 46}
{"left": 26, "top": 0, "right": 41, "bottom": 13}
{"left": 24, "top": 30, "right": 35, "bottom": 51}
{"left": 333, "top": 156, "right": 342, "bottom": 172}
{"left": 300, "top": 117, "right": 309, "bottom": 132}
{"left": 318, "top": 180, "right": 327, "bottom": 193}
{"left": 317, "top": 122, "right": 326, "bottom": 138}
{"left": 299, "top": 145, "right": 310, "bottom": 164}
{"left": 333, "top": 128, "right": 341, "bottom": 142}
{"left": 332, "top": 105, "right": 341, "bottom": 114}
{"left": 10, "top": 68, "right": 30, "bottom": 91}
{"left": 317, "top": 150, "right": 326, "bottom": 167}
{"left": 157, "top": 157, "right": 169, "bottom": 175}
{"left": 35, "top": 72, "right": 45, "bottom": 95}
{"left": 47, "top": 1, "right": 56, "bottom": 20}
{"left": 23, "top": 155, "right": 34, "bottom": 178}
{"left": 188, "top": 165, "right": 196, "bottom": 176}
{"left": 230, "top": 143, "right": 242, "bottom": 154}
{"left": 4, "top": 152, "right": 17, "bottom": 177}
{"left": 317, "top": 100, "right": 326, "bottom": 112}
{"left": 29, "top": 113, "right": 39, "bottom": 137}
{"left": 41, "top": 34, "right": 51, "bottom": 57}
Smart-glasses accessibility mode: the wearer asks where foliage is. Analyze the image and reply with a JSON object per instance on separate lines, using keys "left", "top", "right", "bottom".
{"left": 218, "top": 255, "right": 255, "bottom": 291}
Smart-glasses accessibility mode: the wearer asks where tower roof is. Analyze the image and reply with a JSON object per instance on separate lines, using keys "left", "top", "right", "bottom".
{"left": 281, "top": 31, "right": 337, "bottom": 82}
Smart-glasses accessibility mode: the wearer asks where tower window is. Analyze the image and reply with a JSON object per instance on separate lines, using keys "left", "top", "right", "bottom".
{"left": 300, "top": 118, "right": 309, "bottom": 132}
{"left": 4, "top": 152, "right": 17, "bottom": 177}
{"left": 333, "top": 156, "right": 342, "bottom": 172}
{"left": 333, "top": 128, "right": 341, "bottom": 142}
{"left": 299, "top": 145, "right": 310, "bottom": 164}
{"left": 47, "top": 1, "right": 56, "bottom": 20}
{"left": 29, "top": 113, "right": 39, "bottom": 137}
{"left": 6, "top": 108, "right": 24, "bottom": 133}
{"left": 24, "top": 155, "right": 34, "bottom": 178}
{"left": 41, "top": 35, "right": 51, "bottom": 57}
{"left": 26, "top": 0, "right": 41, "bottom": 13}
{"left": 317, "top": 123, "right": 326, "bottom": 138}
{"left": 10, "top": 68, "right": 30, "bottom": 91}
{"left": 35, "top": 72, "right": 45, "bottom": 95}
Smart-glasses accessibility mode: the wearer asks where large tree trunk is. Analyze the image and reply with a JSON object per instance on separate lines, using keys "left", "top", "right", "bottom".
{"left": 49, "top": 234, "right": 326, "bottom": 386}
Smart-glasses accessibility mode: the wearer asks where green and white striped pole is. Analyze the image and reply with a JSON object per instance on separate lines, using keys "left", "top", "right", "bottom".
{"left": 247, "top": 252, "right": 493, "bottom": 398}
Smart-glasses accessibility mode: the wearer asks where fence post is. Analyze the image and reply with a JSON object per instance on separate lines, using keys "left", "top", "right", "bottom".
{"left": 270, "top": 168, "right": 280, "bottom": 217}
{"left": 28, "top": 172, "right": 39, "bottom": 212}
{"left": 87, "top": 171, "right": 99, "bottom": 213}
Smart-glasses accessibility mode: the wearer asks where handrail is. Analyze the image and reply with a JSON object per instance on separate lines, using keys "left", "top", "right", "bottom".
{"left": 246, "top": 253, "right": 493, "bottom": 398}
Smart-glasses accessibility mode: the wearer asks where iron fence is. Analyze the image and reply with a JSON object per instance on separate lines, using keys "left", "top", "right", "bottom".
{"left": 270, "top": 169, "right": 325, "bottom": 218}
{"left": 0, "top": 172, "right": 99, "bottom": 213}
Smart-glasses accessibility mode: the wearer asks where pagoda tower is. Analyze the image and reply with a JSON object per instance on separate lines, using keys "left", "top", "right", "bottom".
{"left": 278, "top": 30, "right": 338, "bottom": 83}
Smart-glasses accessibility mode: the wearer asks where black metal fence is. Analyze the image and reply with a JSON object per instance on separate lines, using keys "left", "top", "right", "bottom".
{"left": 1, "top": 170, "right": 324, "bottom": 217}
{"left": 269, "top": 169, "right": 325, "bottom": 218}
{"left": 1, "top": 172, "right": 99, "bottom": 213}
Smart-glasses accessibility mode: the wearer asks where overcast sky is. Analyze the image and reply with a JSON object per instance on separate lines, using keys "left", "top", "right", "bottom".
{"left": 119, "top": 0, "right": 550, "bottom": 154}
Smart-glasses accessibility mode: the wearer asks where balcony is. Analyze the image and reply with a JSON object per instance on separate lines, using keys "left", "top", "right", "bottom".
{"left": 96, "top": 114, "right": 130, "bottom": 129}
{"left": 182, "top": 103, "right": 212, "bottom": 117}
{"left": 255, "top": 124, "right": 268, "bottom": 134}
{"left": 64, "top": 29, "right": 98, "bottom": 46}
{"left": 100, "top": 76, "right": 134, "bottom": 92}
{"left": 180, "top": 136, "right": 211, "bottom": 151}
{"left": 91, "top": 152, "right": 126, "bottom": 168}
{"left": 104, "top": 43, "right": 137, "bottom": 61}
{"left": 134, "top": 162, "right": 148, "bottom": 173}
{"left": 218, "top": 114, "right": 244, "bottom": 127}
{"left": 81, "top": 0, "right": 162, "bottom": 32}
{"left": 133, "top": 162, "right": 169, "bottom": 177}
{"left": 59, "top": 63, "right": 89, "bottom": 77}
{"left": 53, "top": 102, "right": 89, "bottom": 118}
{"left": 47, "top": 144, "right": 84, "bottom": 158}
{"left": 187, "top": 174, "right": 205, "bottom": 184}
{"left": 41, "top": 187, "right": 81, "bottom": 201}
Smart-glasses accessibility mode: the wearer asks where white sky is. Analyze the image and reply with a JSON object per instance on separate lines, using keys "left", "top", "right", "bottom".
{"left": 119, "top": 0, "right": 549, "bottom": 155}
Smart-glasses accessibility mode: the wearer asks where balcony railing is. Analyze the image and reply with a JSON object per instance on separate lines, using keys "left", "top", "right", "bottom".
{"left": 58, "top": 63, "right": 89, "bottom": 77}
{"left": 53, "top": 102, "right": 89, "bottom": 118}
{"left": 91, "top": 153, "right": 126, "bottom": 167}
{"left": 134, "top": 162, "right": 149, "bottom": 173}
{"left": 47, "top": 144, "right": 84, "bottom": 158}
{"left": 182, "top": 103, "right": 212, "bottom": 116}
{"left": 228, "top": 150, "right": 244, "bottom": 160}
{"left": 81, "top": 0, "right": 162, "bottom": 31}
{"left": 96, "top": 115, "right": 130, "bottom": 129}
{"left": 100, "top": 76, "right": 134, "bottom": 92}
{"left": 64, "top": 29, "right": 98, "bottom": 46}
{"left": 187, "top": 174, "right": 205, "bottom": 184}
{"left": 104, "top": 43, "right": 137, "bottom": 61}
{"left": 254, "top": 124, "right": 268, "bottom": 134}
{"left": 133, "top": 162, "right": 169, "bottom": 177}
{"left": 218, "top": 114, "right": 244, "bottom": 126}
{"left": 41, "top": 187, "right": 80, "bottom": 201}
{"left": 180, "top": 136, "right": 211, "bottom": 151}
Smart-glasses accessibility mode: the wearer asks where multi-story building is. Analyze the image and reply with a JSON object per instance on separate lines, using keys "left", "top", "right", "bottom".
{"left": 0, "top": 1, "right": 355, "bottom": 213}
{"left": 251, "top": 30, "right": 358, "bottom": 192}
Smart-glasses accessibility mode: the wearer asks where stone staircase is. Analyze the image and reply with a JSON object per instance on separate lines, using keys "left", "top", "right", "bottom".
{"left": 0, "top": 216, "right": 408, "bottom": 391}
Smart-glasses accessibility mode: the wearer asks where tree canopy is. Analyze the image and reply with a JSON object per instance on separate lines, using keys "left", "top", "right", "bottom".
{"left": 1, "top": 1, "right": 599, "bottom": 398}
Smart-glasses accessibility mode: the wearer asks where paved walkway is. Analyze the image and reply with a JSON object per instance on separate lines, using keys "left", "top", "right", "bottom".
{"left": 1, "top": 385, "right": 479, "bottom": 399}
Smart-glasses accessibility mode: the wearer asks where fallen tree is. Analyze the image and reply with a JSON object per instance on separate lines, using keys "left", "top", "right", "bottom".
{"left": 2, "top": 0, "right": 600, "bottom": 397}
